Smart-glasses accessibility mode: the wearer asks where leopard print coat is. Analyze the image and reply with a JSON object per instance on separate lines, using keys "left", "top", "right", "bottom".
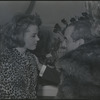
{"left": 0, "top": 48, "right": 39, "bottom": 99}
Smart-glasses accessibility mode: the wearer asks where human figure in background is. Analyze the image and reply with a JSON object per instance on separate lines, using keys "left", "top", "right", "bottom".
{"left": 33, "top": 25, "right": 55, "bottom": 65}
{"left": 55, "top": 18, "right": 100, "bottom": 99}
{"left": 34, "top": 22, "right": 64, "bottom": 67}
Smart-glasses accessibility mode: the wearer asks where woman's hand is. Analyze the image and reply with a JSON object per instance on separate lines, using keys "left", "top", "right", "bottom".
{"left": 38, "top": 62, "right": 43, "bottom": 71}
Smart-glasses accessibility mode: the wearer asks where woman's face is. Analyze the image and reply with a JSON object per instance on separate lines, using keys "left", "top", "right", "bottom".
{"left": 24, "top": 25, "right": 39, "bottom": 50}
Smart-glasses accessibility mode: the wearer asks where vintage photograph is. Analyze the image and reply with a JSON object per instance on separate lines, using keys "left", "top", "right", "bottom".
{"left": 0, "top": 1, "right": 100, "bottom": 99}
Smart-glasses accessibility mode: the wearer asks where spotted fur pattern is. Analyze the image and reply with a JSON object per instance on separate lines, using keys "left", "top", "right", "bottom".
{"left": 0, "top": 48, "right": 38, "bottom": 99}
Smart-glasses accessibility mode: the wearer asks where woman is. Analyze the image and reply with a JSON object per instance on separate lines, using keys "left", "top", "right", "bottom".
{"left": 0, "top": 14, "right": 42, "bottom": 99}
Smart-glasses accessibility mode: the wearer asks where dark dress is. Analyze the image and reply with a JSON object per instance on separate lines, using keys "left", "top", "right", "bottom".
{"left": 0, "top": 48, "right": 38, "bottom": 99}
